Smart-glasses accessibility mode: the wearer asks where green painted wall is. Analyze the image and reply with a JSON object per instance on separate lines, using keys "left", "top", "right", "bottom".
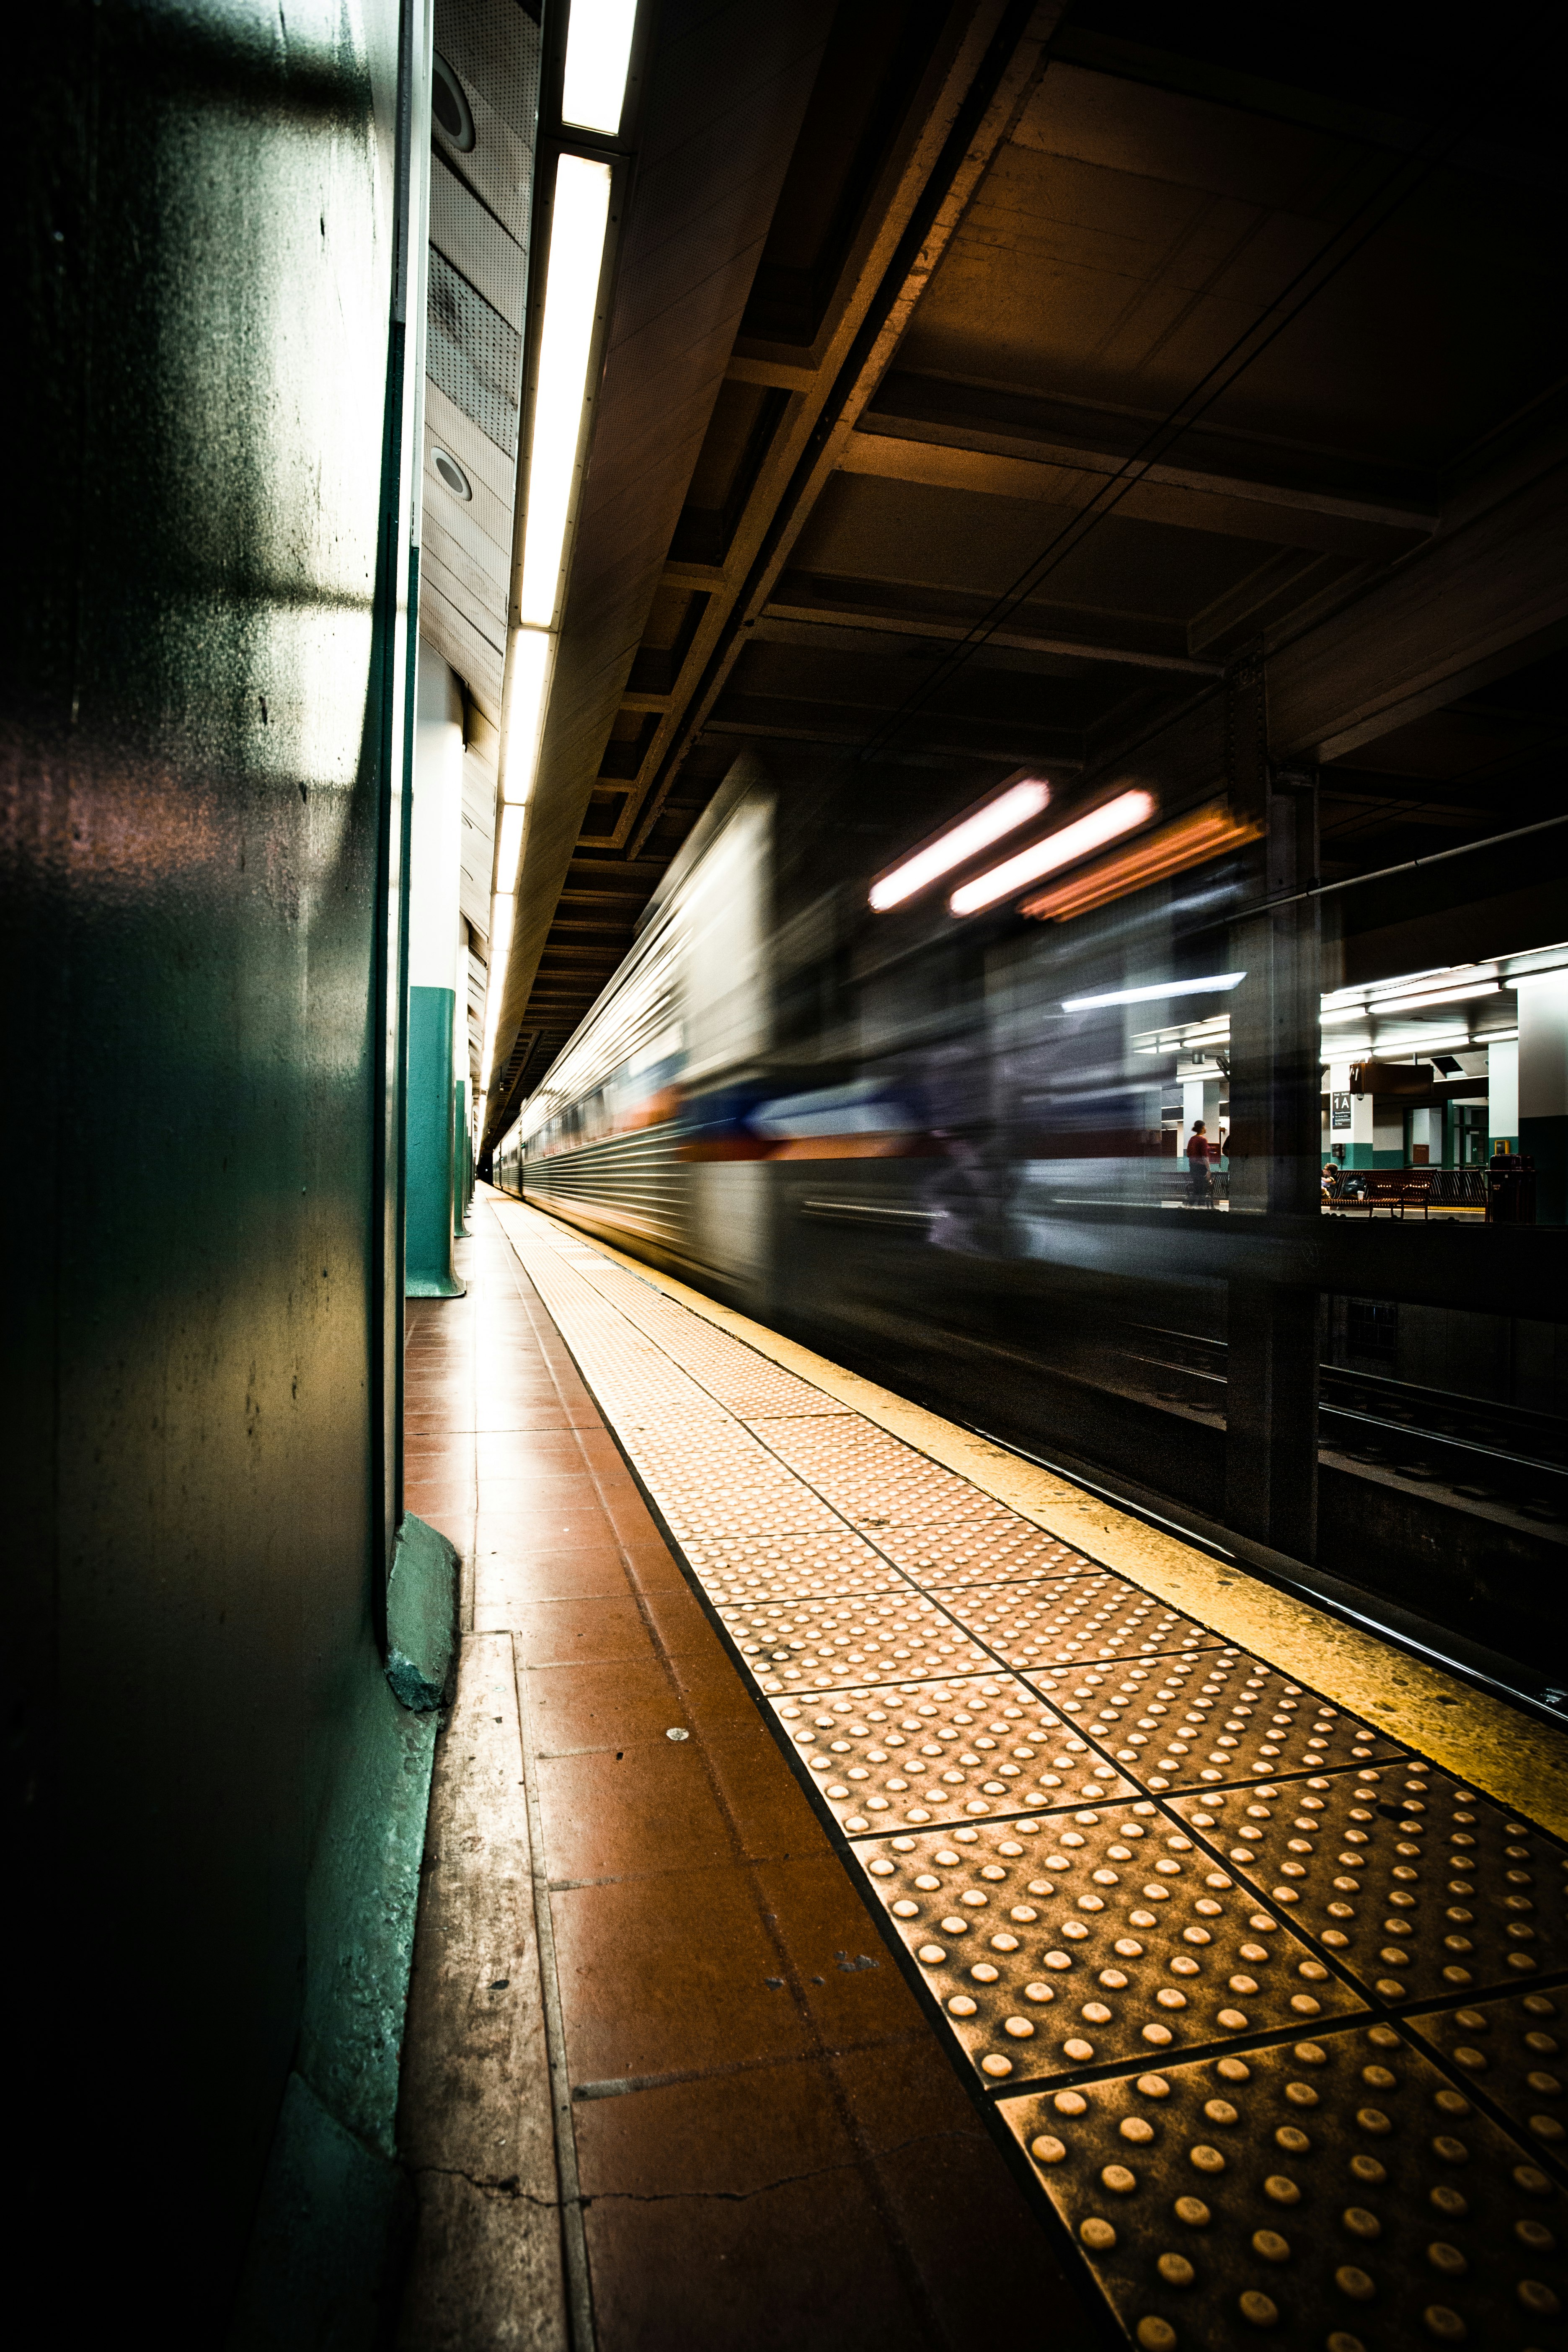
{"left": 1338, "top": 1142, "right": 1406, "bottom": 1169}
{"left": 456, "top": 1080, "right": 472, "bottom": 1237}
{"left": 6, "top": 0, "right": 424, "bottom": 2331}
{"left": 406, "top": 987, "right": 463, "bottom": 1295}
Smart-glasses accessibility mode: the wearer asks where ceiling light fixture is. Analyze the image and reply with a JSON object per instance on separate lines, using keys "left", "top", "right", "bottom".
{"left": 869, "top": 780, "right": 1049, "bottom": 910}
{"left": 1364, "top": 980, "right": 1502, "bottom": 1016}
{"left": 1062, "top": 970, "right": 1247, "bottom": 1013}
{"left": 562, "top": 0, "right": 639, "bottom": 135}
{"left": 481, "top": 144, "right": 618, "bottom": 1100}
{"left": 518, "top": 155, "right": 614, "bottom": 630}
{"left": 431, "top": 448, "right": 472, "bottom": 500}
{"left": 951, "top": 789, "right": 1154, "bottom": 916}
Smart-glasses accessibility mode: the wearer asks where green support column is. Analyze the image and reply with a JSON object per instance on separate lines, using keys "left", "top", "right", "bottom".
{"left": 406, "top": 989, "right": 462, "bottom": 1295}
{"left": 404, "top": 644, "right": 465, "bottom": 1296}
{"left": 455, "top": 1080, "right": 471, "bottom": 1238}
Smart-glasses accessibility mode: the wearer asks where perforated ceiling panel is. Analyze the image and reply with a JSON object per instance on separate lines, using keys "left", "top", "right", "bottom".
{"left": 427, "top": 250, "right": 522, "bottom": 457}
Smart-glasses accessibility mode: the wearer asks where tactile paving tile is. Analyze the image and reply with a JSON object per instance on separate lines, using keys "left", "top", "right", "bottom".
{"left": 999, "top": 2020, "right": 1567, "bottom": 2352}
{"left": 1028, "top": 1649, "right": 1404, "bottom": 1789}
{"left": 1409, "top": 1989, "right": 1568, "bottom": 2165}
{"left": 579, "top": 1267, "right": 851, "bottom": 1419}
{"left": 718, "top": 1590, "right": 992, "bottom": 1694}
{"left": 619, "top": 1428, "right": 847, "bottom": 1543}
{"left": 852, "top": 1807, "right": 1365, "bottom": 2087}
{"left": 684, "top": 1529, "right": 907, "bottom": 1604}
{"left": 771, "top": 1675, "right": 1134, "bottom": 1832}
{"left": 873, "top": 1519, "right": 1103, "bottom": 1590}
{"left": 499, "top": 1204, "right": 1568, "bottom": 2352}
{"left": 1170, "top": 1764, "right": 1568, "bottom": 2002}
{"left": 942, "top": 1574, "right": 1219, "bottom": 1671}
{"left": 749, "top": 1418, "right": 1019, "bottom": 1530}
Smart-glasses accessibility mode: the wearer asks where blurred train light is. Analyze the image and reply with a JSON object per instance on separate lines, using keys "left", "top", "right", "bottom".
{"left": 1062, "top": 971, "right": 1246, "bottom": 1013}
{"left": 949, "top": 789, "right": 1152, "bottom": 915}
{"left": 869, "top": 779, "right": 1048, "bottom": 910}
{"left": 1019, "top": 801, "right": 1261, "bottom": 922}
{"left": 562, "top": 0, "right": 639, "bottom": 134}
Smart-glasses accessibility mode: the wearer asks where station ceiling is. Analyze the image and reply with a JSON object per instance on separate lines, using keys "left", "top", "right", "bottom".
{"left": 457, "top": 0, "right": 1568, "bottom": 1150}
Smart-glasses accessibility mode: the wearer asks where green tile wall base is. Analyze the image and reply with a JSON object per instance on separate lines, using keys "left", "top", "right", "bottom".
{"left": 454, "top": 1081, "right": 471, "bottom": 1238}
{"left": 406, "top": 988, "right": 463, "bottom": 1295}
{"left": 385, "top": 1511, "right": 457, "bottom": 1712}
{"left": 228, "top": 1518, "right": 455, "bottom": 2346}
{"left": 227, "top": 2072, "right": 413, "bottom": 2352}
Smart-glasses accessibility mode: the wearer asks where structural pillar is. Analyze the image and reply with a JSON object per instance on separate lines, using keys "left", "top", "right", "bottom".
{"left": 1326, "top": 1058, "right": 1376, "bottom": 1166}
{"left": 1518, "top": 973, "right": 1568, "bottom": 1223}
{"left": 1488, "top": 1037, "right": 1518, "bottom": 1155}
{"left": 405, "top": 644, "right": 465, "bottom": 1297}
{"left": 1224, "top": 673, "right": 1321, "bottom": 1558}
{"left": 454, "top": 1079, "right": 470, "bottom": 1237}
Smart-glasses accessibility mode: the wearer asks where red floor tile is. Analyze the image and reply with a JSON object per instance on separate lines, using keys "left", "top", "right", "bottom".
{"left": 505, "top": 1595, "right": 664, "bottom": 1670}
{"left": 549, "top": 1870, "right": 816, "bottom": 2083}
{"left": 751, "top": 1855, "right": 922, "bottom": 2043}
{"left": 533, "top": 1741, "right": 736, "bottom": 1879}
{"left": 524, "top": 1657, "right": 700, "bottom": 1755}
{"left": 583, "top": 2171, "right": 931, "bottom": 2352}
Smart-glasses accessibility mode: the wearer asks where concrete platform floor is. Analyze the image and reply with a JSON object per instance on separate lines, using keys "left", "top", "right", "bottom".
{"left": 395, "top": 1197, "right": 1098, "bottom": 2350}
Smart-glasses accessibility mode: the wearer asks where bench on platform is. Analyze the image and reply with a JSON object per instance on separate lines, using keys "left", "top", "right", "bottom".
{"left": 1331, "top": 1171, "right": 1433, "bottom": 1219}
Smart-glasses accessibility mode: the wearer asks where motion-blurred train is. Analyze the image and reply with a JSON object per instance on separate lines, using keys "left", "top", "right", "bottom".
{"left": 491, "top": 753, "right": 1565, "bottom": 1650}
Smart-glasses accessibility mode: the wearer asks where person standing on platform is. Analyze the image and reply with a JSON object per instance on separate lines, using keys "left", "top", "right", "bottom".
{"left": 1185, "top": 1120, "right": 1214, "bottom": 1207}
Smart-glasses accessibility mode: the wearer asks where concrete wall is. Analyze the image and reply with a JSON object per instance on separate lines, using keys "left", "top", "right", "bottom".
{"left": 5, "top": 0, "right": 413, "bottom": 2329}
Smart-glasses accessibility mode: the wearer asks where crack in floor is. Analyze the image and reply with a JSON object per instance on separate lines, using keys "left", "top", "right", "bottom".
{"left": 415, "top": 2127, "right": 978, "bottom": 2208}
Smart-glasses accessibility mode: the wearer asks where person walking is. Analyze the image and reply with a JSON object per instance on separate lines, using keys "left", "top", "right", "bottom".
{"left": 1185, "top": 1120, "right": 1214, "bottom": 1207}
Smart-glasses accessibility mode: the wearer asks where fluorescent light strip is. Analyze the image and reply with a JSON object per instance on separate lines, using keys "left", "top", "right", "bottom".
{"left": 518, "top": 155, "right": 613, "bottom": 629}
{"left": 1321, "top": 964, "right": 1497, "bottom": 1011}
{"left": 1364, "top": 981, "right": 1501, "bottom": 1015}
{"left": 480, "top": 140, "right": 620, "bottom": 1117}
{"left": 495, "top": 803, "right": 526, "bottom": 884}
{"left": 501, "top": 626, "right": 553, "bottom": 806}
{"left": 479, "top": 894, "right": 517, "bottom": 1092}
{"left": 870, "top": 780, "right": 1049, "bottom": 910}
{"left": 951, "top": 789, "right": 1154, "bottom": 915}
{"left": 1062, "top": 970, "right": 1247, "bottom": 1014}
{"left": 562, "top": 0, "right": 638, "bottom": 134}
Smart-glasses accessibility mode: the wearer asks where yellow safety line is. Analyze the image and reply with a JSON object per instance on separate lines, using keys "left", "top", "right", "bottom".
{"left": 489, "top": 1191, "right": 1568, "bottom": 1837}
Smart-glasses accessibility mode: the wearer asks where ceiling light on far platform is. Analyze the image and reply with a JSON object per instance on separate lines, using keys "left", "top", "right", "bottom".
{"left": 951, "top": 789, "right": 1153, "bottom": 915}
{"left": 1062, "top": 969, "right": 1247, "bottom": 1013}
{"left": 1365, "top": 980, "right": 1502, "bottom": 1016}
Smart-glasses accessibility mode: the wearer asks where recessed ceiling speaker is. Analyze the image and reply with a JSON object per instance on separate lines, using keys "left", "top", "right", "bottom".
{"left": 431, "top": 448, "right": 472, "bottom": 500}
{"left": 431, "top": 53, "right": 476, "bottom": 151}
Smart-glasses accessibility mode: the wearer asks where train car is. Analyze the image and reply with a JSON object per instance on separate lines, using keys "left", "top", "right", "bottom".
{"left": 492, "top": 751, "right": 1567, "bottom": 1659}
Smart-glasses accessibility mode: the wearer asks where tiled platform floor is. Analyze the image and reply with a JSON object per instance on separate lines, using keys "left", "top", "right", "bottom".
{"left": 394, "top": 1199, "right": 1097, "bottom": 2350}
{"left": 397, "top": 1192, "right": 1568, "bottom": 2352}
